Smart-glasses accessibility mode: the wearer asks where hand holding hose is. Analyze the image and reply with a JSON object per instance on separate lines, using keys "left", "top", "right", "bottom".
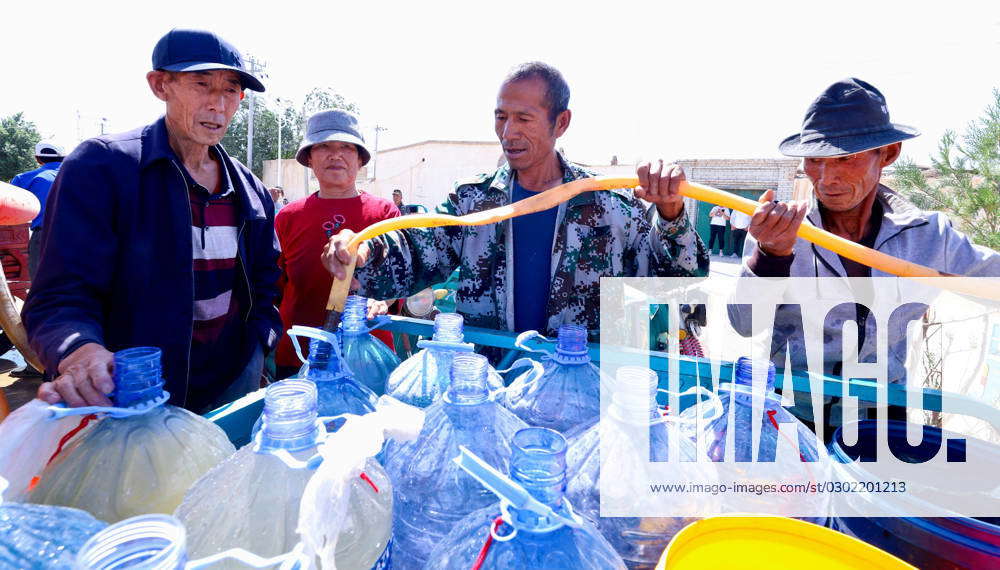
{"left": 635, "top": 160, "right": 686, "bottom": 220}
{"left": 322, "top": 228, "right": 367, "bottom": 285}
{"left": 750, "top": 189, "right": 810, "bottom": 257}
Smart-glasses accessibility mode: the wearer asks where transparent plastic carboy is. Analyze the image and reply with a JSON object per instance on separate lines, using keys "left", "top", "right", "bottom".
{"left": 680, "top": 356, "right": 830, "bottom": 525}
{"left": 383, "top": 353, "right": 527, "bottom": 569}
{"left": 75, "top": 513, "right": 308, "bottom": 569}
{"left": 339, "top": 295, "right": 401, "bottom": 395}
{"left": 502, "top": 324, "right": 602, "bottom": 434}
{"left": 253, "top": 326, "right": 378, "bottom": 436}
{"left": 566, "top": 366, "right": 722, "bottom": 568}
{"left": 0, "top": 476, "right": 107, "bottom": 568}
{"left": 177, "top": 379, "right": 393, "bottom": 569}
{"left": 30, "top": 347, "right": 235, "bottom": 523}
{"left": 426, "top": 427, "right": 625, "bottom": 569}
{"left": 386, "top": 312, "right": 503, "bottom": 408}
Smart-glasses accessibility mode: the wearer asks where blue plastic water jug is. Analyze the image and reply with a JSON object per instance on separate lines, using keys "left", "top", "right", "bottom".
{"left": 75, "top": 513, "right": 309, "bottom": 569}
{"left": 684, "top": 356, "right": 829, "bottom": 526}
{"left": 386, "top": 312, "right": 503, "bottom": 408}
{"left": 566, "top": 366, "right": 719, "bottom": 567}
{"left": 340, "top": 295, "right": 401, "bottom": 395}
{"left": 0, "top": 477, "right": 107, "bottom": 568}
{"left": 254, "top": 327, "right": 378, "bottom": 436}
{"left": 502, "top": 325, "right": 602, "bottom": 435}
{"left": 382, "top": 353, "right": 528, "bottom": 569}
{"left": 425, "top": 427, "right": 625, "bottom": 569}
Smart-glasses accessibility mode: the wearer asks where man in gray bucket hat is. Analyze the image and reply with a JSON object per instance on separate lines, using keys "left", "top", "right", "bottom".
{"left": 728, "top": 77, "right": 1000, "bottom": 440}
{"left": 272, "top": 109, "right": 399, "bottom": 376}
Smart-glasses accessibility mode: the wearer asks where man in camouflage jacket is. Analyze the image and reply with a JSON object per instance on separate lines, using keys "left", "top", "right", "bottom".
{"left": 325, "top": 62, "right": 708, "bottom": 338}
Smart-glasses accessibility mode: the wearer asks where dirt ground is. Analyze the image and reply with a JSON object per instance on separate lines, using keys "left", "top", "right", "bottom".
{"left": 0, "top": 354, "right": 42, "bottom": 414}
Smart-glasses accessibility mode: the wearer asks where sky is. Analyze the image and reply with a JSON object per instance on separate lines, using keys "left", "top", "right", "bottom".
{"left": 2, "top": 0, "right": 998, "bottom": 167}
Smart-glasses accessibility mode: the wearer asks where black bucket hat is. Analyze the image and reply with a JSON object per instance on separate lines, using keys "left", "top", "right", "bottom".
{"left": 152, "top": 28, "right": 265, "bottom": 92}
{"left": 779, "top": 78, "right": 918, "bottom": 157}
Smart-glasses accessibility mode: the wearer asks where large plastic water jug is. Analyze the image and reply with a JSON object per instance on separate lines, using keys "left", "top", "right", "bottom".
{"left": 177, "top": 379, "right": 393, "bottom": 569}
{"left": 254, "top": 326, "right": 378, "bottom": 437}
{"left": 29, "top": 347, "right": 235, "bottom": 523}
{"left": 566, "top": 366, "right": 721, "bottom": 568}
{"left": 502, "top": 325, "right": 602, "bottom": 435}
{"left": 425, "top": 427, "right": 626, "bottom": 569}
{"left": 681, "top": 357, "right": 830, "bottom": 526}
{"left": 386, "top": 312, "right": 503, "bottom": 408}
{"left": 383, "top": 353, "right": 527, "bottom": 569}
{"left": 340, "top": 295, "right": 401, "bottom": 395}
{"left": 0, "top": 476, "right": 107, "bottom": 568}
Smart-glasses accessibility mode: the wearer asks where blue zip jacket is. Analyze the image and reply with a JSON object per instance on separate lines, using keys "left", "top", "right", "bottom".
{"left": 23, "top": 117, "right": 282, "bottom": 409}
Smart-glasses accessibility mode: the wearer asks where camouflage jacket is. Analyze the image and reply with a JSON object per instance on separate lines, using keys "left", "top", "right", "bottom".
{"left": 356, "top": 154, "right": 709, "bottom": 337}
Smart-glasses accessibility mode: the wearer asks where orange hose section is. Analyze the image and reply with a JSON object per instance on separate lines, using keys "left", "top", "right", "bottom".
{"left": 330, "top": 176, "right": 998, "bottom": 305}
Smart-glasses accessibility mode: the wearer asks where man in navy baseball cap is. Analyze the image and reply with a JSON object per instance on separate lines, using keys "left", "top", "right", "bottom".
{"left": 24, "top": 29, "right": 282, "bottom": 413}
{"left": 152, "top": 28, "right": 264, "bottom": 92}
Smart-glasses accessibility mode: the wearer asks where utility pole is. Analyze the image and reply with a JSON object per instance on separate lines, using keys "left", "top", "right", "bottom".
{"left": 275, "top": 98, "right": 283, "bottom": 187}
{"left": 372, "top": 124, "right": 388, "bottom": 181}
{"left": 245, "top": 55, "right": 266, "bottom": 171}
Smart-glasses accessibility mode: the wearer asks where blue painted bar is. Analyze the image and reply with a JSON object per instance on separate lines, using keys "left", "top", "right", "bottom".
{"left": 207, "top": 316, "right": 1000, "bottom": 445}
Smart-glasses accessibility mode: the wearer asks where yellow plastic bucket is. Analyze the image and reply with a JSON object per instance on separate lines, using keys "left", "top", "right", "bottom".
{"left": 656, "top": 516, "right": 915, "bottom": 569}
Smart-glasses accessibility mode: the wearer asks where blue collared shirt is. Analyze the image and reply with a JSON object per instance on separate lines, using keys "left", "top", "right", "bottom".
{"left": 10, "top": 162, "right": 61, "bottom": 228}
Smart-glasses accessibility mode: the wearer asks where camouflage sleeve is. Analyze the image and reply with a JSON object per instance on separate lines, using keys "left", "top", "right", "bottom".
{"left": 644, "top": 203, "right": 710, "bottom": 277}
{"left": 354, "top": 194, "right": 464, "bottom": 300}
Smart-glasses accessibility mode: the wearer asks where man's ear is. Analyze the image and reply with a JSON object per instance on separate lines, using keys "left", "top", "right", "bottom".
{"left": 552, "top": 109, "right": 572, "bottom": 138}
{"left": 147, "top": 71, "right": 169, "bottom": 102}
{"left": 881, "top": 142, "right": 902, "bottom": 167}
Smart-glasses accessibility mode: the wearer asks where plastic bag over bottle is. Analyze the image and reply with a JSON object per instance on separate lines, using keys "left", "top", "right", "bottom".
{"left": 386, "top": 312, "right": 503, "bottom": 408}
{"left": 382, "top": 352, "right": 527, "bottom": 569}
{"left": 29, "top": 347, "right": 235, "bottom": 523}
{"left": 178, "top": 379, "right": 413, "bottom": 569}
{"left": 0, "top": 398, "right": 99, "bottom": 501}
{"left": 298, "top": 394, "right": 425, "bottom": 570}
{"left": 426, "top": 427, "right": 625, "bottom": 569}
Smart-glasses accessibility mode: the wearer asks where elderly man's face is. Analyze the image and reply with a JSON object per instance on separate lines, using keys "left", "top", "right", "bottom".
{"left": 804, "top": 143, "right": 901, "bottom": 213}
{"left": 495, "top": 78, "right": 569, "bottom": 173}
{"left": 152, "top": 70, "right": 243, "bottom": 147}
{"left": 309, "top": 141, "right": 361, "bottom": 189}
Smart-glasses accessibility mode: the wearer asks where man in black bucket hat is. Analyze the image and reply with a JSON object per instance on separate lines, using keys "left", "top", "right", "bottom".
{"left": 24, "top": 29, "right": 282, "bottom": 413}
{"left": 729, "top": 77, "right": 1000, "bottom": 439}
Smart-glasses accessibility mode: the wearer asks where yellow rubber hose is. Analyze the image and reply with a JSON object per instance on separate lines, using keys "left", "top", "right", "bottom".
{"left": 326, "top": 176, "right": 999, "bottom": 313}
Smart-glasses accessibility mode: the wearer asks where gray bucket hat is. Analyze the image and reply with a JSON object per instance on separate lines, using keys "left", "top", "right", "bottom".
{"left": 296, "top": 110, "right": 371, "bottom": 167}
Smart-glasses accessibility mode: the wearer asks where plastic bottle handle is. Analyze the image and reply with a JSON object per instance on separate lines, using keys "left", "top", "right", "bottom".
{"left": 288, "top": 325, "right": 339, "bottom": 365}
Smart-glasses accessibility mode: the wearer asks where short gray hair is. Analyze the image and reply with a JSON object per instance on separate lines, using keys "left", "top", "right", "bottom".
{"left": 502, "top": 62, "right": 570, "bottom": 125}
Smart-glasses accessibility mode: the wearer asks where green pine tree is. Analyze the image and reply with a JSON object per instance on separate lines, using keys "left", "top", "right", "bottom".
{"left": 893, "top": 89, "right": 1000, "bottom": 250}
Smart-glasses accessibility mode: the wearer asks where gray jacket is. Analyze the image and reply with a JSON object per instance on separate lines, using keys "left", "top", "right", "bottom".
{"left": 729, "top": 185, "right": 1000, "bottom": 387}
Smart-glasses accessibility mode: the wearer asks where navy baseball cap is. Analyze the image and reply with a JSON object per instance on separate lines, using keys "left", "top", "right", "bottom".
{"left": 152, "top": 28, "right": 265, "bottom": 92}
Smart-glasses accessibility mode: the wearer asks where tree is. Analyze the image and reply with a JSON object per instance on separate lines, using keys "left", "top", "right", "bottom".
{"left": 0, "top": 113, "right": 43, "bottom": 182}
{"left": 893, "top": 89, "right": 1000, "bottom": 250}
{"left": 302, "top": 87, "right": 358, "bottom": 117}
{"left": 221, "top": 88, "right": 357, "bottom": 178}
